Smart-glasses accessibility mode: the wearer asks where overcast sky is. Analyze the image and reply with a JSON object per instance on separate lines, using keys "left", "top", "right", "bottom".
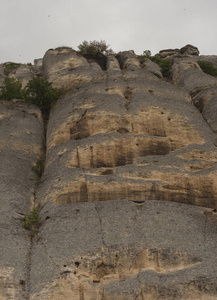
{"left": 0, "top": 0, "right": 216, "bottom": 64}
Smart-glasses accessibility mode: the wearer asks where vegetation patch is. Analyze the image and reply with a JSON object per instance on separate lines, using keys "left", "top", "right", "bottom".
{"left": 77, "top": 40, "right": 114, "bottom": 70}
{"left": 4, "top": 62, "right": 21, "bottom": 75}
{"left": 23, "top": 208, "right": 40, "bottom": 232}
{"left": 0, "top": 77, "right": 24, "bottom": 100}
{"left": 137, "top": 50, "right": 152, "bottom": 64}
{"left": 198, "top": 61, "right": 217, "bottom": 77}
{"left": 150, "top": 56, "right": 171, "bottom": 77}
{"left": 0, "top": 77, "right": 64, "bottom": 118}
{"left": 78, "top": 40, "right": 114, "bottom": 57}
{"left": 32, "top": 159, "right": 45, "bottom": 177}
{"left": 137, "top": 50, "right": 171, "bottom": 77}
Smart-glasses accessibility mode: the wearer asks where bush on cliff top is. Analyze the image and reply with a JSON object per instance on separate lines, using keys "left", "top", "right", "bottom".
{"left": 138, "top": 50, "right": 171, "bottom": 77}
{"left": 77, "top": 40, "right": 114, "bottom": 57}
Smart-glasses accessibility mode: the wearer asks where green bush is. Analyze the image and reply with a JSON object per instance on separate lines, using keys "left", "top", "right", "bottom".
{"left": 198, "top": 61, "right": 217, "bottom": 77}
{"left": 23, "top": 208, "right": 40, "bottom": 232}
{"left": 77, "top": 40, "right": 114, "bottom": 57}
{"left": 24, "top": 77, "right": 63, "bottom": 116}
{"left": 150, "top": 56, "right": 171, "bottom": 77}
{"left": 138, "top": 50, "right": 152, "bottom": 64}
{"left": 0, "top": 77, "right": 63, "bottom": 117}
{"left": 137, "top": 51, "right": 171, "bottom": 77}
{"left": 0, "top": 77, "right": 24, "bottom": 100}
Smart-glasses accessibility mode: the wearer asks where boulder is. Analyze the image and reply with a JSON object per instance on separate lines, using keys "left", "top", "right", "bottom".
{"left": 42, "top": 47, "right": 105, "bottom": 89}
{"left": 179, "top": 44, "right": 199, "bottom": 56}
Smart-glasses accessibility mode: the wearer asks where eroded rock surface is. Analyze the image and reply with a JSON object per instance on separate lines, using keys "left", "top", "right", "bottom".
{"left": 0, "top": 45, "right": 217, "bottom": 299}
{"left": 0, "top": 101, "right": 44, "bottom": 299}
{"left": 40, "top": 50, "right": 217, "bottom": 209}
{"left": 30, "top": 200, "right": 217, "bottom": 300}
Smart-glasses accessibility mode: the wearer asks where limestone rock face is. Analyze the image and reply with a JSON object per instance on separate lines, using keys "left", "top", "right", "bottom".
{"left": 171, "top": 56, "right": 217, "bottom": 142}
{"left": 0, "top": 101, "right": 44, "bottom": 299}
{"left": 159, "top": 44, "right": 199, "bottom": 59}
{"left": 30, "top": 200, "right": 217, "bottom": 300}
{"left": 0, "top": 45, "right": 217, "bottom": 299}
{"left": 43, "top": 47, "right": 105, "bottom": 89}
{"left": 42, "top": 50, "right": 217, "bottom": 209}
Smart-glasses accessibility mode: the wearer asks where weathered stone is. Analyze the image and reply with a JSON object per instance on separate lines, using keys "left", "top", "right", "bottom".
{"left": 42, "top": 56, "right": 216, "bottom": 210}
{"left": 171, "top": 56, "right": 217, "bottom": 142}
{"left": 159, "top": 48, "right": 180, "bottom": 58}
{"left": 179, "top": 44, "right": 199, "bottom": 56}
{"left": 34, "top": 59, "right": 43, "bottom": 76}
{"left": 43, "top": 47, "right": 105, "bottom": 89}
{"left": 30, "top": 200, "right": 217, "bottom": 299}
{"left": 143, "top": 59, "right": 163, "bottom": 78}
{"left": 0, "top": 101, "right": 44, "bottom": 299}
{"left": 106, "top": 55, "right": 122, "bottom": 77}
{"left": 1, "top": 46, "right": 217, "bottom": 299}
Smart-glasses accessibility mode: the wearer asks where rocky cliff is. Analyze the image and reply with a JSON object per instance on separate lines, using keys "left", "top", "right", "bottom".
{"left": 0, "top": 45, "right": 217, "bottom": 299}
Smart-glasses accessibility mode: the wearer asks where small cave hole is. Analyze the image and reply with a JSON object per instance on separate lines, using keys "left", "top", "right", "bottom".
{"left": 19, "top": 280, "right": 25, "bottom": 286}
{"left": 101, "top": 169, "right": 114, "bottom": 175}
{"left": 75, "top": 261, "right": 80, "bottom": 267}
{"left": 117, "top": 127, "right": 129, "bottom": 134}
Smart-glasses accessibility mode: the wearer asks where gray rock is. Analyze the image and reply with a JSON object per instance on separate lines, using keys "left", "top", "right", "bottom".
{"left": 30, "top": 200, "right": 217, "bottom": 299}
{"left": 171, "top": 56, "right": 217, "bottom": 142}
{"left": 179, "top": 44, "right": 199, "bottom": 56}
{"left": 0, "top": 101, "right": 44, "bottom": 299}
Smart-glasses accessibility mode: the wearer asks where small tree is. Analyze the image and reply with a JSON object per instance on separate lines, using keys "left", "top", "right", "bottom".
{"left": 143, "top": 50, "right": 151, "bottom": 58}
{"left": 24, "top": 77, "right": 62, "bottom": 116}
{"left": 77, "top": 40, "right": 114, "bottom": 57}
{"left": 0, "top": 77, "right": 24, "bottom": 100}
{"left": 138, "top": 50, "right": 152, "bottom": 64}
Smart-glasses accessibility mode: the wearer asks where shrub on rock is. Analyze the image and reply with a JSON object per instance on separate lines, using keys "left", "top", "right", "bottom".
{"left": 77, "top": 40, "right": 114, "bottom": 57}
{"left": 198, "top": 61, "right": 217, "bottom": 77}
{"left": 24, "top": 77, "right": 63, "bottom": 116}
{"left": 0, "top": 77, "right": 24, "bottom": 100}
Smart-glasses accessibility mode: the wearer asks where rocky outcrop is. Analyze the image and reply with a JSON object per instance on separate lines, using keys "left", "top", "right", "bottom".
{"left": 159, "top": 44, "right": 200, "bottom": 58}
{"left": 43, "top": 47, "right": 105, "bottom": 89}
{"left": 0, "top": 45, "right": 217, "bottom": 299}
{"left": 41, "top": 50, "right": 217, "bottom": 209}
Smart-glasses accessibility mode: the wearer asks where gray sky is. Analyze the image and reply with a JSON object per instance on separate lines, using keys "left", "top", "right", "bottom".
{"left": 0, "top": 0, "right": 217, "bottom": 64}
